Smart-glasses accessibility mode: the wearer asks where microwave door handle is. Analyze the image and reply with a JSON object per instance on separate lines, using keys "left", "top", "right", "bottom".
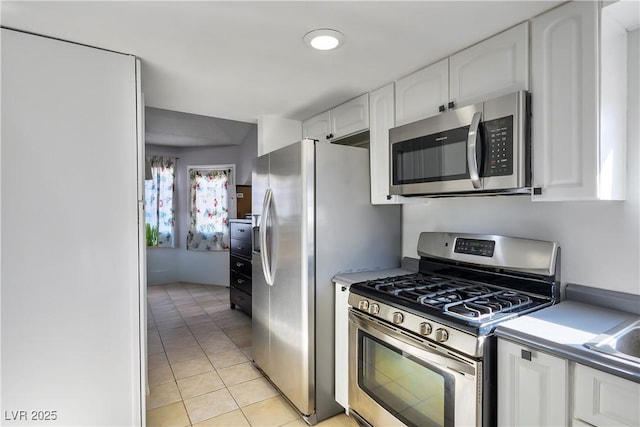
{"left": 467, "top": 111, "right": 482, "bottom": 189}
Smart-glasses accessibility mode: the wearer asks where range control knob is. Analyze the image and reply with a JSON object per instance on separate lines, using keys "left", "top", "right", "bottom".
{"left": 358, "top": 300, "right": 369, "bottom": 311}
{"left": 369, "top": 303, "right": 380, "bottom": 315}
{"left": 392, "top": 312, "right": 404, "bottom": 325}
{"left": 419, "top": 322, "right": 432, "bottom": 336}
{"left": 435, "top": 328, "right": 449, "bottom": 343}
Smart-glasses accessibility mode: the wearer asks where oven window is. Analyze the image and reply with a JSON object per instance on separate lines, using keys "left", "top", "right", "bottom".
{"left": 392, "top": 125, "right": 470, "bottom": 185}
{"left": 358, "top": 331, "right": 455, "bottom": 427}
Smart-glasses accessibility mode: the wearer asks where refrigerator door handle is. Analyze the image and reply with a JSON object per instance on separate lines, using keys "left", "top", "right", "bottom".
{"left": 260, "top": 188, "right": 275, "bottom": 286}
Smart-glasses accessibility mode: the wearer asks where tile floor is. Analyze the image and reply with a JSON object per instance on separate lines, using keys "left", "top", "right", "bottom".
{"left": 146, "top": 282, "right": 358, "bottom": 427}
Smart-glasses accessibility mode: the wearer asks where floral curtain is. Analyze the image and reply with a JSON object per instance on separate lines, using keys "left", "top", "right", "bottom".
{"left": 145, "top": 156, "right": 175, "bottom": 247}
{"left": 187, "top": 167, "right": 231, "bottom": 251}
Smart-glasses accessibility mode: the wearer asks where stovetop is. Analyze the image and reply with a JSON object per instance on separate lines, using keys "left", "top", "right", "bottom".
{"left": 350, "top": 272, "right": 550, "bottom": 327}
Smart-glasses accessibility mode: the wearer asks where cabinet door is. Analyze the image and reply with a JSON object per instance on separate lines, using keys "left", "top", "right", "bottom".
{"left": 331, "top": 93, "right": 369, "bottom": 139}
{"left": 574, "top": 364, "right": 640, "bottom": 427}
{"left": 450, "top": 22, "right": 529, "bottom": 108}
{"left": 370, "top": 83, "right": 401, "bottom": 204}
{"left": 334, "top": 282, "right": 350, "bottom": 410}
{"left": 498, "top": 339, "right": 568, "bottom": 427}
{"left": 530, "top": 1, "right": 600, "bottom": 201}
{"left": 395, "top": 58, "right": 449, "bottom": 126}
{"left": 302, "top": 111, "right": 331, "bottom": 141}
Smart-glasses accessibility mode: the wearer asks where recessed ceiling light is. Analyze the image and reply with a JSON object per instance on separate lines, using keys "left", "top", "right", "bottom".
{"left": 303, "top": 29, "right": 344, "bottom": 51}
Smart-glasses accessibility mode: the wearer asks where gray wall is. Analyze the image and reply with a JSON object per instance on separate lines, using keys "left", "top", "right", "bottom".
{"left": 403, "top": 29, "right": 640, "bottom": 295}
{"left": 146, "top": 126, "right": 257, "bottom": 286}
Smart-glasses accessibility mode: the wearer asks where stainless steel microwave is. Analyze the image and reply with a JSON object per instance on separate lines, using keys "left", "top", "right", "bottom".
{"left": 389, "top": 90, "right": 531, "bottom": 197}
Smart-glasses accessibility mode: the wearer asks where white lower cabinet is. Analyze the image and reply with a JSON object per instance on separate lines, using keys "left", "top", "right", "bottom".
{"left": 574, "top": 363, "right": 640, "bottom": 427}
{"left": 334, "top": 282, "right": 350, "bottom": 410}
{"left": 498, "top": 339, "right": 569, "bottom": 426}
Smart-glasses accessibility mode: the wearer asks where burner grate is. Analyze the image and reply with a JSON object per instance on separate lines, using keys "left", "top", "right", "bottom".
{"left": 359, "top": 272, "right": 540, "bottom": 321}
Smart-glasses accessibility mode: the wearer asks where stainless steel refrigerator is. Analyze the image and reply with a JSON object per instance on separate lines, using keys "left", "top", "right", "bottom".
{"left": 252, "top": 139, "right": 401, "bottom": 424}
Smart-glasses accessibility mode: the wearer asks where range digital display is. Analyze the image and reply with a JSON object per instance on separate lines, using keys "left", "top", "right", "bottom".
{"left": 454, "top": 238, "right": 495, "bottom": 257}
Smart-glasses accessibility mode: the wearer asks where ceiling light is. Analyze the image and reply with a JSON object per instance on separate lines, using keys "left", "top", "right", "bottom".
{"left": 304, "top": 29, "right": 344, "bottom": 51}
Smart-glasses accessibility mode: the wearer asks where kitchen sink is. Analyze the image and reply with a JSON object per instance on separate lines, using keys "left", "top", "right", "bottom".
{"left": 584, "top": 318, "right": 640, "bottom": 364}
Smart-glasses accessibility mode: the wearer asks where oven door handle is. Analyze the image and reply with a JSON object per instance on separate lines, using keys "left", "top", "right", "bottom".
{"left": 467, "top": 111, "right": 482, "bottom": 189}
{"left": 349, "top": 309, "right": 476, "bottom": 378}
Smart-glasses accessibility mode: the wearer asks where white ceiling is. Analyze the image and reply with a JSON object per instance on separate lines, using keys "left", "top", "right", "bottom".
{"left": 2, "top": 1, "right": 566, "bottom": 141}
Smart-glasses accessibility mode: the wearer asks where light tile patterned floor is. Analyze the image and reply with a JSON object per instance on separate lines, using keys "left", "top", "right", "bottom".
{"left": 147, "top": 282, "right": 358, "bottom": 427}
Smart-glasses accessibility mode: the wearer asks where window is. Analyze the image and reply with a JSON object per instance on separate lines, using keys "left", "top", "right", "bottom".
{"left": 186, "top": 165, "right": 234, "bottom": 251}
{"left": 145, "top": 156, "right": 176, "bottom": 247}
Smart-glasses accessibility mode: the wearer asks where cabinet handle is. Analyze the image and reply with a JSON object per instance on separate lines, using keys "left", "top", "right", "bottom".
{"left": 439, "top": 105, "right": 446, "bottom": 112}
{"left": 236, "top": 262, "right": 244, "bottom": 268}
{"left": 448, "top": 101, "right": 455, "bottom": 109}
{"left": 521, "top": 349, "right": 532, "bottom": 361}
{"left": 237, "top": 246, "right": 243, "bottom": 251}
{"left": 237, "top": 278, "right": 245, "bottom": 284}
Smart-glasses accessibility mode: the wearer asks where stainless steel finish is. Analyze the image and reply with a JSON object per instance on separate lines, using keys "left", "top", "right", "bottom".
{"left": 369, "top": 304, "right": 380, "bottom": 315}
{"left": 252, "top": 153, "right": 270, "bottom": 381}
{"left": 419, "top": 322, "right": 432, "bottom": 336}
{"left": 483, "top": 89, "right": 528, "bottom": 192}
{"left": 389, "top": 90, "right": 530, "bottom": 197}
{"left": 467, "top": 111, "right": 482, "bottom": 189}
{"left": 435, "top": 328, "right": 449, "bottom": 343}
{"left": 584, "top": 318, "right": 640, "bottom": 364}
{"left": 358, "top": 300, "right": 369, "bottom": 311}
{"left": 347, "top": 292, "right": 482, "bottom": 357}
{"left": 417, "top": 231, "right": 560, "bottom": 276}
{"left": 252, "top": 139, "right": 401, "bottom": 424}
{"left": 260, "top": 188, "right": 274, "bottom": 286}
{"left": 391, "top": 312, "right": 404, "bottom": 325}
{"left": 389, "top": 101, "right": 481, "bottom": 195}
{"left": 349, "top": 309, "right": 479, "bottom": 427}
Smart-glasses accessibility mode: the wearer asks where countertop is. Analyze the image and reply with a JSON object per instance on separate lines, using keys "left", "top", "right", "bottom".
{"left": 496, "top": 299, "right": 640, "bottom": 383}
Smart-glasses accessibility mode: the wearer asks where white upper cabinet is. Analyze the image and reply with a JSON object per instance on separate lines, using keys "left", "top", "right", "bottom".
{"left": 531, "top": 0, "right": 627, "bottom": 201}
{"left": 369, "top": 83, "right": 408, "bottom": 205}
{"left": 395, "top": 58, "right": 449, "bottom": 126}
{"left": 450, "top": 22, "right": 529, "bottom": 109}
{"left": 395, "top": 23, "right": 529, "bottom": 128}
{"left": 303, "top": 93, "right": 369, "bottom": 142}
{"left": 302, "top": 111, "right": 331, "bottom": 141}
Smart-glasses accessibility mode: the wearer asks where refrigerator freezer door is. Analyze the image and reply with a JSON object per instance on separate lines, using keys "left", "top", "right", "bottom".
{"left": 267, "top": 140, "right": 316, "bottom": 416}
{"left": 252, "top": 154, "right": 271, "bottom": 376}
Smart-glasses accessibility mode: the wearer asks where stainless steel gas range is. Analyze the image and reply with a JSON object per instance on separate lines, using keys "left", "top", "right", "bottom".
{"left": 347, "top": 232, "right": 560, "bottom": 427}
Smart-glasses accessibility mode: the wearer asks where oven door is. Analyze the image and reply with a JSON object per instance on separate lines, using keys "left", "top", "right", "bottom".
{"left": 348, "top": 309, "right": 479, "bottom": 427}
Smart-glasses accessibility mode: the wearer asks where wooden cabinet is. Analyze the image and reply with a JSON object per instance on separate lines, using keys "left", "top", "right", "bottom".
{"left": 574, "top": 363, "right": 640, "bottom": 427}
{"left": 229, "top": 219, "right": 252, "bottom": 315}
{"left": 530, "top": 0, "right": 627, "bottom": 201}
{"left": 498, "top": 339, "right": 569, "bottom": 427}
{"left": 395, "top": 22, "right": 528, "bottom": 127}
{"left": 303, "top": 93, "right": 369, "bottom": 141}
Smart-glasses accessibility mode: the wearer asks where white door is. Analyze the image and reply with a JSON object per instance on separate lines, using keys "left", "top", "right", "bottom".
{"left": 302, "top": 111, "right": 331, "bottom": 141}
{"left": 331, "top": 93, "right": 369, "bottom": 139}
{"left": 395, "top": 58, "right": 449, "bottom": 126}
{"left": 498, "top": 339, "right": 568, "bottom": 427}
{"left": 530, "top": 1, "right": 599, "bottom": 201}
{"left": 449, "top": 22, "right": 529, "bottom": 108}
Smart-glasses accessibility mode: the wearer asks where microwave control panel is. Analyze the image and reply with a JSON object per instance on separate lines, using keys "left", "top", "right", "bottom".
{"left": 483, "top": 116, "right": 513, "bottom": 177}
